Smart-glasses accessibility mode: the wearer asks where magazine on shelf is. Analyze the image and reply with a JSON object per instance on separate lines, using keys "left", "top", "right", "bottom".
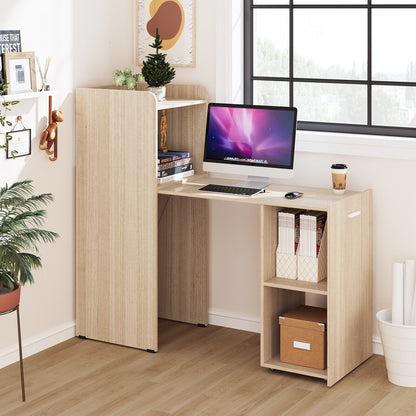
{"left": 157, "top": 157, "right": 192, "bottom": 171}
{"left": 158, "top": 163, "right": 193, "bottom": 178}
{"left": 157, "top": 169, "right": 194, "bottom": 184}
{"left": 299, "top": 211, "right": 327, "bottom": 257}
{"left": 157, "top": 151, "right": 191, "bottom": 165}
{"left": 277, "top": 208, "right": 305, "bottom": 255}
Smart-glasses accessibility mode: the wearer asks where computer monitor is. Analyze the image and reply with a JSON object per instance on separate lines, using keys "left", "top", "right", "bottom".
{"left": 203, "top": 103, "right": 297, "bottom": 189}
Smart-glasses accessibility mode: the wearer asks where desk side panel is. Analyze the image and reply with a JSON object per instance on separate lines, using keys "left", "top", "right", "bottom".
{"left": 76, "top": 88, "right": 158, "bottom": 350}
{"left": 158, "top": 195, "right": 208, "bottom": 325}
{"left": 327, "top": 190, "right": 373, "bottom": 386}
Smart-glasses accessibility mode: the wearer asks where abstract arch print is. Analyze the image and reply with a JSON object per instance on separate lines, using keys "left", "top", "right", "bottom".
{"left": 137, "top": 0, "right": 195, "bottom": 67}
{"left": 147, "top": 0, "right": 185, "bottom": 51}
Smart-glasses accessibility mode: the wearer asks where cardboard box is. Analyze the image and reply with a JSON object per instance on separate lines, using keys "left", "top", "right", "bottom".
{"left": 279, "top": 305, "right": 327, "bottom": 370}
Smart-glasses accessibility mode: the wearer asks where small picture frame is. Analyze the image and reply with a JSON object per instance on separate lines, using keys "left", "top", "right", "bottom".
{"left": 6, "top": 128, "right": 31, "bottom": 158}
{"left": 2, "top": 52, "right": 37, "bottom": 94}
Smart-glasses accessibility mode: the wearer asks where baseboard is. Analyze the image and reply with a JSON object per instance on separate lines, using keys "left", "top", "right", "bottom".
{"left": 208, "top": 309, "right": 261, "bottom": 333}
{"left": 372, "top": 336, "right": 384, "bottom": 355}
{"left": 0, "top": 321, "right": 76, "bottom": 369}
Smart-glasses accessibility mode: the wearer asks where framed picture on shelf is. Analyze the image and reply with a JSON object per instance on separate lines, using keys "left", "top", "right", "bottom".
{"left": 136, "top": 0, "right": 195, "bottom": 67}
{"left": 2, "top": 51, "right": 37, "bottom": 94}
{"left": 0, "top": 30, "right": 22, "bottom": 84}
{"left": 6, "top": 128, "right": 31, "bottom": 159}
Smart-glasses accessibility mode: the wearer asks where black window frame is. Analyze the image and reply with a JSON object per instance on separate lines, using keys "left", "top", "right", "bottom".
{"left": 244, "top": 1, "right": 416, "bottom": 138}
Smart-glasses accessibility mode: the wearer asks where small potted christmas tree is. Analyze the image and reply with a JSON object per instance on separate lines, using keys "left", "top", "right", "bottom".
{"left": 142, "top": 28, "right": 175, "bottom": 101}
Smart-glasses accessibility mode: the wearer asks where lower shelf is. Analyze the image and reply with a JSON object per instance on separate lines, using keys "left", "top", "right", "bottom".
{"left": 262, "top": 354, "right": 328, "bottom": 380}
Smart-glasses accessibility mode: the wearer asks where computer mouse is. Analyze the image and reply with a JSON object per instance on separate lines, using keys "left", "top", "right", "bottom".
{"left": 285, "top": 191, "right": 303, "bottom": 199}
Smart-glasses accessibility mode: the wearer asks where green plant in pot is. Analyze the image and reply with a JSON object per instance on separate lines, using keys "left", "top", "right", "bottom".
{"left": 0, "top": 180, "right": 59, "bottom": 312}
{"left": 142, "top": 27, "right": 175, "bottom": 101}
{"left": 112, "top": 68, "right": 144, "bottom": 90}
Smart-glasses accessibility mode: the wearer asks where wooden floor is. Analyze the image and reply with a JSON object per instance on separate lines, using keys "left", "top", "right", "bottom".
{"left": 0, "top": 320, "right": 415, "bottom": 416}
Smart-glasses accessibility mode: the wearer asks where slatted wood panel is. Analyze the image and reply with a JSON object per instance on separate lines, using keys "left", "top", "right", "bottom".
{"left": 76, "top": 88, "right": 158, "bottom": 351}
{"left": 327, "top": 190, "right": 373, "bottom": 386}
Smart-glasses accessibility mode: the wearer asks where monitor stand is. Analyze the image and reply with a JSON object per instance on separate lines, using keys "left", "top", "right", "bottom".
{"left": 234, "top": 176, "right": 270, "bottom": 190}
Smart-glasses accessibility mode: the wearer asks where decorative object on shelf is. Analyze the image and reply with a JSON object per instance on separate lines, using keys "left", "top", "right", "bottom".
{"left": 159, "top": 109, "right": 167, "bottom": 152}
{"left": 112, "top": 68, "right": 144, "bottom": 90}
{"left": 6, "top": 115, "right": 31, "bottom": 159}
{"left": 39, "top": 95, "right": 63, "bottom": 161}
{"left": 36, "top": 56, "right": 51, "bottom": 91}
{"left": 137, "top": 0, "right": 195, "bottom": 67}
{"left": 0, "top": 179, "right": 58, "bottom": 402}
{"left": 0, "top": 30, "right": 22, "bottom": 85}
{"left": 0, "top": 82, "right": 19, "bottom": 156}
{"left": 142, "top": 27, "right": 175, "bottom": 101}
{"left": 2, "top": 51, "right": 37, "bottom": 94}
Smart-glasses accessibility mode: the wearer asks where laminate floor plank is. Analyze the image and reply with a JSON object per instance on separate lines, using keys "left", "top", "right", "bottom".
{"left": 0, "top": 320, "right": 412, "bottom": 416}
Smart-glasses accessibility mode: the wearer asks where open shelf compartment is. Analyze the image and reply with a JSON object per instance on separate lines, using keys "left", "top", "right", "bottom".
{"left": 261, "top": 286, "right": 328, "bottom": 380}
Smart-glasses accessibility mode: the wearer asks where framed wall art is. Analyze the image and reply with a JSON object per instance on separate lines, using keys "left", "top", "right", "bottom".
{"left": 136, "top": 0, "right": 195, "bottom": 67}
{"left": 6, "top": 128, "right": 31, "bottom": 159}
{"left": 0, "top": 30, "right": 22, "bottom": 84}
{"left": 3, "top": 51, "right": 37, "bottom": 94}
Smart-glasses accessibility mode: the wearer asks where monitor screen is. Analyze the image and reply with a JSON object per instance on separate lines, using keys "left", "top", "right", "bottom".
{"left": 203, "top": 103, "right": 297, "bottom": 180}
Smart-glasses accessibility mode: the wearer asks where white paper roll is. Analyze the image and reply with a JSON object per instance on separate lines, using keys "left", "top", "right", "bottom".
{"left": 392, "top": 262, "right": 404, "bottom": 325}
{"left": 404, "top": 260, "right": 416, "bottom": 325}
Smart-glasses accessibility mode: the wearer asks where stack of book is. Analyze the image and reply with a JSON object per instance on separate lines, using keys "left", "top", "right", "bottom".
{"left": 157, "top": 151, "right": 194, "bottom": 184}
{"left": 298, "top": 211, "right": 327, "bottom": 257}
{"left": 277, "top": 208, "right": 305, "bottom": 255}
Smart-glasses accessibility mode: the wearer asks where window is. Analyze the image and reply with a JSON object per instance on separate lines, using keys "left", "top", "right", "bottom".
{"left": 244, "top": 1, "right": 416, "bottom": 137}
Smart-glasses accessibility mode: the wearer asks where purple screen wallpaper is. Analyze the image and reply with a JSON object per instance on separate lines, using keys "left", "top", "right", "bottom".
{"left": 205, "top": 106, "right": 296, "bottom": 167}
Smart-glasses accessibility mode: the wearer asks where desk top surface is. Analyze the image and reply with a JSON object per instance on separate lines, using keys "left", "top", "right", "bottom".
{"left": 157, "top": 174, "right": 367, "bottom": 211}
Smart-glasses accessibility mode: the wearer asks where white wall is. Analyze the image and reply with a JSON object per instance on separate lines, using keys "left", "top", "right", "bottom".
{"left": 1, "top": 0, "right": 412, "bottom": 366}
{"left": 0, "top": 0, "right": 76, "bottom": 362}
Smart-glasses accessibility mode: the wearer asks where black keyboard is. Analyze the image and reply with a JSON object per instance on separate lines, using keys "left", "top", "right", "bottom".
{"left": 198, "top": 184, "right": 262, "bottom": 196}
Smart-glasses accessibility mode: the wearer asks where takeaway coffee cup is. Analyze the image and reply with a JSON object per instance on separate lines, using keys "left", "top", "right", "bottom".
{"left": 331, "top": 164, "right": 348, "bottom": 195}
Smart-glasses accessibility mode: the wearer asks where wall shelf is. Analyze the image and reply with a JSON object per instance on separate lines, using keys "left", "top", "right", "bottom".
{"left": 1, "top": 91, "right": 51, "bottom": 101}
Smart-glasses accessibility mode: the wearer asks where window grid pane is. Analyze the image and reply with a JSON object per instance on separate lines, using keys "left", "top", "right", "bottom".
{"left": 294, "top": 9, "right": 367, "bottom": 80}
{"left": 294, "top": 82, "right": 367, "bottom": 124}
{"left": 254, "top": 81, "right": 290, "bottom": 106}
{"left": 253, "top": 9, "right": 290, "bottom": 77}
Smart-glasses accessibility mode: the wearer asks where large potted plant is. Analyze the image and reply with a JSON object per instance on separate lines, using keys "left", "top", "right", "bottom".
{"left": 142, "top": 27, "right": 175, "bottom": 101}
{"left": 0, "top": 180, "right": 58, "bottom": 312}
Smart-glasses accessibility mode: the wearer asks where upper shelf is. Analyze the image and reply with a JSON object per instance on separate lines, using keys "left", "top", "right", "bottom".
{"left": 0, "top": 91, "right": 51, "bottom": 101}
{"left": 93, "top": 85, "right": 207, "bottom": 110}
{"left": 157, "top": 99, "right": 206, "bottom": 110}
